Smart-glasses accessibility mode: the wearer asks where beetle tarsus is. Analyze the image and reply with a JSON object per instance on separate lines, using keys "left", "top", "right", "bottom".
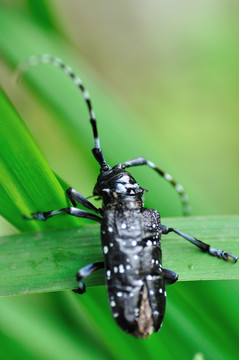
{"left": 72, "top": 282, "right": 86, "bottom": 294}
{"left": 209, "top": 248, "right": 238, "bottom": 263}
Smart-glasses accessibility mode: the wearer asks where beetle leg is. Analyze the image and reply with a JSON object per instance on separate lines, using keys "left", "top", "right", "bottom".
{"left": 66, "top": 188, "right": 101, "bottom": 213}
{"left": 162, "top": 268, "right": 178, "bottom": 285}
{"left": 73, "top": 261, "right": 104, "bottom": 294}
{"left": 24, "top": 207, "right": 102, "bottom": 222}
{"left": 161, "top": 225, "right": 238, "bottom": 263}
{"left": 122, "top": 157, "right": 190, "bottom": 215}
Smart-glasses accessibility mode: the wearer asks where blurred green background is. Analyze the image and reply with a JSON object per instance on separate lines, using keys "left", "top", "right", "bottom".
{"left": 0, "top": 1, "right": 239, "bottom": 359}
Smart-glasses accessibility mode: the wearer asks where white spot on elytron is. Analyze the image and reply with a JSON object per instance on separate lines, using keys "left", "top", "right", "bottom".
{"left": 155, "top": 260, "right": 159, "bottom": 265}
{"left": 109, "top": 242, "right": 114, "bottom": 247}
{"left": 119, "top": 264, "right": 124, "bottom": 273}
{"left": 110, "top": 300, "right": 116, "bottom": 307}
{"left": 106, "top": 270, "right": 111, "bottom": 279}
{"left": 146, "top": 240, "right": 152, "bottom": 246}
{"left": 152, "top": 224, "right": 156, "bottom": 229}
{"left": 117, "top": 292, "right": 123, "bottom": 297}
{"left": 131, "top": 240, "right": 137, "bottom": 246}
{"left": 121, "top": 223, "right": 126, "bottom": 229}
{"left": 103, "top": 246, "right": 108, "bottom": 254}
{"left": 151, "top": 259, "right": 155, "bottom": 264}
{"left": 135, "top": 308, "right": 140, "bottom": 316}
{"left": 164, "top": 173, "right": 173, "bottom": 182}
{"left": 176, "top": 184, "right": 184, "bottom": 193}
{"left": 147, "top": 160, "right": 156, "bottom": 168}
{"left": 147, "top": 275, "right": 153, "bottom": 280}
{"left": 133, "top": 254, "right": 139, "bottom": 260}
{"left": 153, "top": 241, "right": 157, "bottom": 245}
{"left": 153, "top": 310, "right": 159, "bottom": 316}
{"left": 126, "top": 264, "right": 131, "bottom": 270}
{"left": 149, "top": 290, "right": 154, "bottom": 295}
{"left": 113, "top": 266, "right": 118, "bottom": 273}
{"left": 164, "top": 291, "right": 167, "bottom": 297}
{"left": 159, "top": 288, "right": 163, "bottom": 294}
{"left": 129, "top": 292, "right": 134, "bottom": 297}
{"left": 113, "top": 312, "right": 119, "bottom": 318}
{"left": 108, "top": 226, "right": 113, "bottom": 233}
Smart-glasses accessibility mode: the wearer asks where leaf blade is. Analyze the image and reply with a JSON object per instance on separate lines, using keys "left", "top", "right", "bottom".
{"left": 0, "top": 89, "right": 80, "bottom": 231}
{"left": 0, "top": 215, "right": 238, "bottom": 297}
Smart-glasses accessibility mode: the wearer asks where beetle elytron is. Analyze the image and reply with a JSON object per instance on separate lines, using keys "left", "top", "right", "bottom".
{"left": 19, "top": 54, "right": 237, "bottom": 338}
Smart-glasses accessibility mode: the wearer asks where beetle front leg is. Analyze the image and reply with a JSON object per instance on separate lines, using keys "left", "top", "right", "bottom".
{"left": 66, "top": 188, "right": 101, "bottom": 214}
{"left": 73, "top": 261, "right": 104, "bottom": 294}
{"left": 23, "top": 189, "right": 102, "bottom": 222}
{"left": 24, "top": 207, "right": 102, "bottom": 223}
{"left": 161, "top": 225, "right": 238, "bottom": 263}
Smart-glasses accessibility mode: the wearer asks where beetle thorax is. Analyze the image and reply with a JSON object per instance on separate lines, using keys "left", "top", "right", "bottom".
{"left": 93, "top": 166, "right": 146, "bottom": 209}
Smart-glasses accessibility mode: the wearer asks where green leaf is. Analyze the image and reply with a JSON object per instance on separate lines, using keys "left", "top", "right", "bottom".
{"left": 0, "top": 88, "right": 80, "bottom": 231}
{"left": 0, "top": 215, "right": 238, "bottom": 296}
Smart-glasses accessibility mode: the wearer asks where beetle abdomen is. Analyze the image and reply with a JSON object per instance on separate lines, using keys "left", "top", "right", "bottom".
{"left": 101, "top": 207, "right": 165, "bottom": 337}
{"left": 133, "top": 283, "right": 154, "bottom": 338}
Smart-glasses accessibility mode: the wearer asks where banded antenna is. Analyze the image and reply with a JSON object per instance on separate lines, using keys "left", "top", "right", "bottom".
{"left": 16, "top": 54, "right": 109, "bottom": 170}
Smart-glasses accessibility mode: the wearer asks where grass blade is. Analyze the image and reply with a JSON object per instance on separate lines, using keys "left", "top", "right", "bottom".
{"left": 0, "top": 215, "right": 238, "bottom": 296}
{"left": 0, "top": 89, "right": 81, "bottom": 231}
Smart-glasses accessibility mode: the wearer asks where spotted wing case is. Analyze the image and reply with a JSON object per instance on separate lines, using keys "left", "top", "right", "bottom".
{"left": 101, "top": 207, "right": 165, "bottom": 338}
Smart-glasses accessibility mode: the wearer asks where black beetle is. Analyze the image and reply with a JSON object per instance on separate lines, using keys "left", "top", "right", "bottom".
{"left": 20, "top": 54, "right": 237, "bottom": 338}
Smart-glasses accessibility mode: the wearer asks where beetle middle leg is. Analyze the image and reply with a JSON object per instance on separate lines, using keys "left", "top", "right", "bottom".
{"left": 161, "top": 225, "right": 238, "bottom": 262}
{"left": 73, "top": 261, "right": 104, "bottom": 294}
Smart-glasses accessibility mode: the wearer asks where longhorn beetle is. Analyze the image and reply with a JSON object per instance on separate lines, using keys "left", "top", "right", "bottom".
{"left": 19, "top": 54, "right": 237, "bottom": 338}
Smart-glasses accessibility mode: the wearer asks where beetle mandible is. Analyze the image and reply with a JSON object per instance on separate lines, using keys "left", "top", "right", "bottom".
{"left": 19, "top": 54, "right": 238, "bottom": 338}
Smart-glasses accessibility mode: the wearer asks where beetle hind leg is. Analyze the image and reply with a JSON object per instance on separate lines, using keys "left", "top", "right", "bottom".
{"left": 161, "top": 225, "right": 238, "bottom": 263}
{"left": 162, "top": 268, "right": 178, "bottom": 285}
{"left": 73, "top": 261, "right": 104, "bottom": 294}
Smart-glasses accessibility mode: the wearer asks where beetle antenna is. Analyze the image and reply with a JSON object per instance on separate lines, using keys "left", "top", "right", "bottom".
{"left": 16, "top": 54, "right": 109, "bottom": 170}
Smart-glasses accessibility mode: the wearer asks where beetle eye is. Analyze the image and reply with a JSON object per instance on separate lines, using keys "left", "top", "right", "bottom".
{"left": 115, "top": 183, "right": 126, "bottom": 192}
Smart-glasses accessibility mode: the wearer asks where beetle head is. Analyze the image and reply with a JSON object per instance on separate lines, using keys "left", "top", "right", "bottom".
{"left": 93, "top": 164, "right": 146, "bottom": 203}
